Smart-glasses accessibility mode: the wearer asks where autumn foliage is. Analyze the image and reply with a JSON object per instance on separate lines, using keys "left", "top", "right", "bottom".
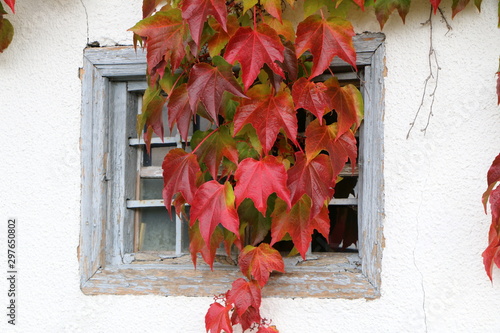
{"left": 126, "top": 0, "right": 500, "bottom": 332}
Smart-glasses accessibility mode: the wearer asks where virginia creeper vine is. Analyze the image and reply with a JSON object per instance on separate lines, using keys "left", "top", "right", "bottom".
{"left": 3, "top": 0, "right": 500, "bottom": 332}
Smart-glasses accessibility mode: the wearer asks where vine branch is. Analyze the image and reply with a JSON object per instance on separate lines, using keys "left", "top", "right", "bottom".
{"left": 407, "top": 7, "right": 451, "bottom": 139}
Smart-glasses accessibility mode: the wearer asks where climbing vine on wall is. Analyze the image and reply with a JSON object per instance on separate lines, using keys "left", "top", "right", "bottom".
{"left": 3, "top": 0, "right": 500, "bottom": 332}
{"left": 126, "top": 1, "right": 500, "bottom": 332}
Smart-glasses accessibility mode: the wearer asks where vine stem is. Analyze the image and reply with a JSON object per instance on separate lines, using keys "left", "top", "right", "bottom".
{"left": 191, "top": 126, "right": 222, "bottom": 154}
{"left": 406, "top": 7, "right": 448, "bottom": 139}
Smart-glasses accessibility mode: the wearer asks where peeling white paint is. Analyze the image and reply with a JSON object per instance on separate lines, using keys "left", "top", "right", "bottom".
{"left": 0, "top": 0, "right": 500, "bottom": 332}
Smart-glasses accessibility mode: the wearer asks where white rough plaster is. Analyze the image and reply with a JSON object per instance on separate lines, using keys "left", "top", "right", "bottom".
{"left": 0, "top": 0, "right": 499, "bottom": 332}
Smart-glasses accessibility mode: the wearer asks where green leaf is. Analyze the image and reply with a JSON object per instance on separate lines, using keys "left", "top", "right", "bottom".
{"left": 0, "top": 17, "right": 14, "bottom": 53}
{"left": 373, "top": 0, "right": 411, "bottom": 29}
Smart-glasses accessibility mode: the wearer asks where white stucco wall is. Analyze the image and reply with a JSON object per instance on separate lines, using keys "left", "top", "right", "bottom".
{"left": 0, "top": 0, "right": 499, "bottom": 332}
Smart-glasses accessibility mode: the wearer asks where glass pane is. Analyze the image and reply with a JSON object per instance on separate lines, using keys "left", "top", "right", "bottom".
{"left": 150, "top": 146, "right": 176, "bottom": 166}
{"left": 139, "top": 207, "right": 176, "bottom": 251}
{"left": 140, "top": 179, "right": 163, "bottom": 199}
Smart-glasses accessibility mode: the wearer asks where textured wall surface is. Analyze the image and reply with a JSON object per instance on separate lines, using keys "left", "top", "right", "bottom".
{"left": 0, "top": 0, "right": 499, "bottom": 332}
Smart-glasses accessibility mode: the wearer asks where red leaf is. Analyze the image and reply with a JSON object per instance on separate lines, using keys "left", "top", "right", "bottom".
{"left": 189, "top": 222, "right": 225, "bottom": 269}
{"left": 233, "top": 85, "right": 297, "bottom": 153}
{"left": 482, "top": 154, "right": 500, "bottom": 212}
{"left": 205, "top": 302, "right": 233, "bottom": 333}
{"left": 287, "top": 152, "right": 334, "bottom": 218}
{"left": 430, "top": 0, "right": 441, "bottom": 14}
{"left": 226, "top": 278, "right": 262, "bottom": 316}
{"left": 373, "top": 0, "right": 411, "bottom": 29}
{"left": 142, "top": 0, "right": 162, "bottom": 18}
{"left": 292, "top": 78, "right": 329, "bottom": 124}
{"left": 129, "top": 9, "right": 187, "bottom": 77}
{"left": 257, "top": 326, "right": 280, "bottom": 333}
{"left": 191, "top": 126, "right": 239, "bottom": 179}
{"left": 483, "top": 187, "right": 500, "bottom": 280}
{"left": 305, "top": 120, "right": 358, "bottom": 180}
{"left": 187, "top": 58, "right": 246, "bottom": 125}
{"left": 271, "top": 195, "right": 330, "bottom": 258}
{"left": 295, "top": 15, "right": 356, "bottom": 79}
{"left": 190, "top": 181, "right": 240, "bottom": 246}
{"left": 239, "top": 243, "right": 285, "bottom": 287}
{"left": 167, "top": 84, "right": 195, "bottom": 142}
{"left": 231, "top": 306, "right": 261, "bottom": 331}
{"left": 162, "top": 149, "right": 201, "bottom": 212}
{"left": 182, "top": 0, "right": 227, "bottom": 46}
{"left": 452, "top": 0, "right": 472, "bottom": 18}
{"left": 4, "top": 0, "right": 15, "bottom": 13}
{"left": 224, "top": 25, "right": 285, "bottom": 91}
{"left": 325, "top": 78, "right": 363, "bottom": 138}
{"left": 234, "top": 156, "right": 291, "bottom": 215}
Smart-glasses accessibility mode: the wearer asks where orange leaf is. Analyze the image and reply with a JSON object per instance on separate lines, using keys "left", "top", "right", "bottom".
{"left": 238, "top": 243, "right": 285, "bottom": 287}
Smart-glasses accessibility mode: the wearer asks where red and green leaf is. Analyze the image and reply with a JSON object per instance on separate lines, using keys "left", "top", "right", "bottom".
{"left": 295, "top": 15, "right": 356, "bottom": 79}
{"left": 271, "top": 195, "right": 330, "bottom": 258}
{"left": 191, "top": 125, "right": 239, "bottom": 179}
{"left": 305, "top": 120, "right": 358, "bottom": 179}
{"left": 189, "top": 222, "right": 225, "bottom": 269}
{"left": 205, "top": 302, "right": 233, "bottom": 333}
{"left": 207, "top": 15, "right": 239, "bottom": 57}
{"left": 224, "top": 25, "right": 285, "bottom": 91}
{"left": 233, "top": 85, "right": 298, "bottom": 154}
{"left": 162, "top": 149, "right": 201, "bottom": 211}
{"left": 234, "top": 156, "right": 291, "bottom": 215}
{"left": 138, "top": 85, "right": 167, "bottom": 152}
{"left": 482, "top": 153, "right": 500, "bottom": 211}
{"left": 187, "top": 57, "right": 246, "bottom": 124}
{"left": 373, "top": 0, "right": 411, "bottom": 29}
{"left": 483, "top": 187, "right": 500, "bottom": 280}
{"left": 325, "top": 78, "right": 363, "bottom": 137}
{"left": 129, "top": 8, "right": 187, "bottom": 77}
{"left": 190, "top": 181, "right": 240, "bottom": 246}
{"left": 237, "top": 199, "right": 273, "bottom": 246}
{"left": 239, "top": 243, "right": 285, "bottom": 287}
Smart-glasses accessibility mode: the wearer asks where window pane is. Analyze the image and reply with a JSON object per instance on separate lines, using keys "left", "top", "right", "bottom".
{"left": 139, "top": 207, "right": 176, "bottom": 251}
{"left": 140, "top": 179, "right": 163, "bottom": 199}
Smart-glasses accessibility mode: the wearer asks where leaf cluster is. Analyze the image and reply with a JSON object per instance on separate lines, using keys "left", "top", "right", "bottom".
{"left": 127, "top": 0, "right": 499, "bottom": 332}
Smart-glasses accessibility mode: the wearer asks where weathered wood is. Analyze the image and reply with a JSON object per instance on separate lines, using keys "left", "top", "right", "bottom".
{"left": 82, "top": 253, "right": 377, "bottom": 299}
{"left": 106, "top": 82, "right": 138, "bottom": 265}
{"left": 358, "top": 39, "right": 385, "bottom": 291}
{"left": 80, "top": 53, "right": 109, "bottom": 286}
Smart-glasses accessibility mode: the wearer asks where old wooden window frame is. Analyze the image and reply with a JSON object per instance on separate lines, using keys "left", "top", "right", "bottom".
{"left": 79, "top": 33, "right": 385, "bottom": 298}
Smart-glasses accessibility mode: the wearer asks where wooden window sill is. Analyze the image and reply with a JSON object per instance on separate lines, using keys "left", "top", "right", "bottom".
{"left": 81, "top": 253, "right": 379, "bottom": 299}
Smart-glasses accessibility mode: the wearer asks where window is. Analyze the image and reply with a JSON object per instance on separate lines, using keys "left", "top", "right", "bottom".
{"left": 79, "top": 33, "right": 385, "bottom": 298}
